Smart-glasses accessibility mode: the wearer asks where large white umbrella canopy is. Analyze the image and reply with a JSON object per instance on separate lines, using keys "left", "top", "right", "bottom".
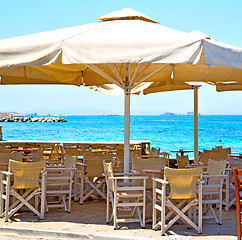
{"left": 0, "top": 8, "right": 242, "bottom": 171}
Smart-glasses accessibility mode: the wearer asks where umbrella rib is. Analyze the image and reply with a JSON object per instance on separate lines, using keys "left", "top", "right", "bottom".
{"left": 130, "top": 63, "right": 151, "bottom": 88}
{"left": 125, "top": 63, "right": 131, "bottom": 87}
{"left": 107, "top": 63, "right": 126, "bottom": 88}
{"left": 132, "top": 63, "right": 170, "bottom": 88}
{"left": 129, "top": 63, "right": 141, "bottom": 88}
{"left": 85, "top": 64, "right": 125, "bottom": 89}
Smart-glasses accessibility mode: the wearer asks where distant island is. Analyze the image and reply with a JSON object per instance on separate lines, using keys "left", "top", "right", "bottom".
{"left": 0, "top": 112, "right": 24, "bottom": 118}
{"left": 161, "top": 112, "right": 201, "bottom": 116}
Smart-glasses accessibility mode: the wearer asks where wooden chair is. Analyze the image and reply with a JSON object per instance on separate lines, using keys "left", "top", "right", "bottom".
{"left": 132, "top": 157, "right": 166, "bottom": 209}
{"left": 103, "top": 161, "right": 147, "bottom": 229}
{"left": 0, "top": 148, "right": 11, "bottom": 153}
{"left": 150, "top": 147, "right": 160, "bottom": 157}
{"left": 45, "top": 155, "right": 76, "bottom": 213}
{"left": 202, "top": 159, "right": 227, "bottom": 224}
{"left": 176, "top": 154, "right": 189, "bottom": 168}
{"left": 200, "top": 148, "right": 231, "bottom": 166}
{"left": 31, "top": 148, "right": 43, "bottom": 162}
{"left": 0, "top": 152, "right": 23, "bottom": 171}
{"left": 44, "top": 144, "right": 64, "bottom": 165}
{"left": 0, "top": 160, "right": 47, "bottom": 221}
{"left": 225, "top": 158, "right": 242, "bottom": 211}
{"left": 153, "top": 167, "right": 203, "bottom": 235}
{"left": 114, "top": 149, "right": 135, "bottom": 171}
{"left": 78, "top": 154, "right": 113, "bottom": 204}
{"left": 234, "top": 168, "right": 242, "bottom": 240}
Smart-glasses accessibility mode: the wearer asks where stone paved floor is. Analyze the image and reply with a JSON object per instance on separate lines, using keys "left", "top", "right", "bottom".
{"left": 0, "top": 200, "right": 238, "bottom": 240}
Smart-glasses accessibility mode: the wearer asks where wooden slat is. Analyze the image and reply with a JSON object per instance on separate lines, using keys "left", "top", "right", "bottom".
{"left": 117, "top": 202, "right": 143, "bottom": 207}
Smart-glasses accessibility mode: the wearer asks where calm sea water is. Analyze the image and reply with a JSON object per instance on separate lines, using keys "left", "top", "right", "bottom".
{"left": 1, "top": 115, "right": 242, "bottom": 157}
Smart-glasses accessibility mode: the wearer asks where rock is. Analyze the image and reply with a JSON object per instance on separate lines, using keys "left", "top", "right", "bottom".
{"left": 0, "top": 116, "right": 67, "bottom": 123}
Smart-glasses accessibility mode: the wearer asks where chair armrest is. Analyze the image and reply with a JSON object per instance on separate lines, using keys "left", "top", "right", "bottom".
{"left": 109, "top": 176, "right": 148, "bottom": 180}
{"left": 0, "top": 171, "right": 12, "bottom": 176}
{"left": 152, "top": 177, "right": 168, "bottom": 184}
{"left": 113, "top": 172, "right": 139, "bottom": 176}
{"left": 203, "top": 174, "right": 227, "bottom": 178}
{"left": 77, "top": 162, "right": 86, "bottom": 166}
{"left": 46, "top": 167, "right": 77, "bottom": 171}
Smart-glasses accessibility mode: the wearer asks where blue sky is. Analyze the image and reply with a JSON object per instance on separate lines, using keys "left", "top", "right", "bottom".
{"left": 0, "top": 0, "right": 241, "bottom": 115}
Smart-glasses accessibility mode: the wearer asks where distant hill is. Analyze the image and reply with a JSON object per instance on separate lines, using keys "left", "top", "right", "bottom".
{"left": 0, "top": 112, "right": 24, "bottom": 117}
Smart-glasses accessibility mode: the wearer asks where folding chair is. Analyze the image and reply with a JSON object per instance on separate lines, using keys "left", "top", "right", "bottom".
{"left": 0, "top": 160, "right": 47, "bottom": 221}
{"left": 176, "top": 154, "right": 189, "bottom": 168}
{"left": 150, "top": 147, "right": 160, "bottom": 157}
{"left": 46, "top": 143, "right": 65, "bottom": 165}
{"left": 114, "top": 149, "right": 135, "bottom": 171}
{"left": 225, "top": 158, "right": 242, "bottom": 211}
{"left": 200, "top": 148, "right": 231, "bottom": 166}
{"left": 234, "top": 168, "right": 242, "bottom": 240}
{"left": 153, "top": 167, "right": 203, "bottom": 235}
{"left": 103, "top": 161, "right": 147, "bottom": 229}
{"left": 31, "top": 148, "right": 43, "bottom": 162}
{"left": 132, "top": 157, "right": 166, "bottom": 210}
{"left": 0, "top": 152, "right": 23, "bottom": 171}
{"left": 45, "top": 155, "right": 76, "bottom": 213}
{"left": 78, "top": 154, "right": 113, "bottom": 204}
{"left": 202, "top": 159, "right": 227, "bottom": 224}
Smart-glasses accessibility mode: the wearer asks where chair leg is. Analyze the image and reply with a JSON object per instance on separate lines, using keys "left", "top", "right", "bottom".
{"left": 225, "top": 170, "right": 230, "bottom": 212}
{"left": 79, "top": 174, "right": 84, "bottom": 205}
{"left": 68, "top": 171, "right": 73, "bottom": 213}
{"left": 106, "top": 189, "right": 110, "bottom": 224}
{"left": 198, "top": 181, "right": 203, "bottom": 234}
{"left": 0, "top": 174, "right": 4, "bottom": 215}
{"left": 40, "top": 172, "right": 47, "bottom": 219}
{"left": 142, "top": 180, "right": 146, "bottom": 228}
{"left": 113, "top": 190, "right": 117, "bottom": 229}
{"left": 152, "top": 180, "right": 156, "bottom": 229}
{"left": 4, "top": 175, "right": 11, "bottom": 222}
{"left": 74, "top": 171, "right": 78, "bottom": 201}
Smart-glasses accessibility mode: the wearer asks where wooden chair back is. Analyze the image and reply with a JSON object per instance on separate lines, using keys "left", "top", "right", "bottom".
{"left": 0, "top": 152, "right": 23, "bottom": 171}
{"left": 132, "top": 157, "right": 166, "bottom": 189}
{"left": 9, "top": 159, "right": 46, "bottom": 189}
{"left": 83, "top": 154, "right": 113, "bottom": 178}
{"left": 176, "top": 154, "right": 189, "bottom": 168}
{"left": 165, "top": 166, "right": 203, "bottom": 199}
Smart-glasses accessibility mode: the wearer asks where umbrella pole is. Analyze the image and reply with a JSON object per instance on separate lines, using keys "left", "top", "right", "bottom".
{"left": 194, "top": 86, "right": 199, "bottom": 164}
{"left": 124, "top": 89, "right": 131, "bottom": 174}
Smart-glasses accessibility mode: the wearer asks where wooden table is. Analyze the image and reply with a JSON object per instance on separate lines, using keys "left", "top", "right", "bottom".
{"left": 0, "top": 163, "right": 8, "bottom": 167}
{"left": 171, "top": 150, "right": 193, "bottom": 156}
{"left": 142, "top": 169, "right": 164, "bottom": 175}
{"left": 91, "top": 149, "right": 112, "bottom": 153}
{"left": 11, "top": 148, "right": 32, "bottom": 154}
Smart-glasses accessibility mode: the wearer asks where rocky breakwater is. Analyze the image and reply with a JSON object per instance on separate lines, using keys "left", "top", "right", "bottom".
{"left": 0, "top": 116, "right": 68, "bottom": 123}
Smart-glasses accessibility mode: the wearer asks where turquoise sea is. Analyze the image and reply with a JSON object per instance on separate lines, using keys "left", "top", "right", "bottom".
{"left": 1, "top": 115, "right": 242, "bottom": 157}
